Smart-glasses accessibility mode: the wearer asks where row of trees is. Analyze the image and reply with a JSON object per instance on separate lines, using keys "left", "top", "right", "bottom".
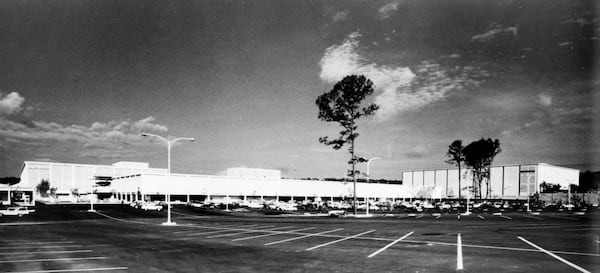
{"left": 445, "top": 138, "right": 501, "bottom": 200}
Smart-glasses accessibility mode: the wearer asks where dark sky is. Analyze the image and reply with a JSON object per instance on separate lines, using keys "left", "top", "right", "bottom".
{"left": 0, "top": 0, "right": 597, "bottom": 179}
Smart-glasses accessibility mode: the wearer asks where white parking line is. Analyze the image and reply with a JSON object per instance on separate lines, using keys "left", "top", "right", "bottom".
{"left": 232, "top": 227, "right": 316, "bottom": 242}
{"left": 172, "top": 224, "right": 241, "bottom": 234}
{"left": 500, "top": 215, "right": 512, "bottom": 220}
{"left": 265, "top": 228, "right": 344, "bottom": 246}
{"left": 507, "top": 224, "right": 565, "bottom": 230}
{"left": 547, "top": 215, "right": 581, "bottom": 221}
{"left": 185, "top": 224, "right": 259, "bottom": 236}
{"left": 0, "top": 241, "right": 75, "bottom": 246}
{"left": 0, "top": 250, "right": 92, "bottom": 255}
{"left": 521, "top": 215, "right": 544, "bottom": 220}
{"left": 565, "top": 227, "right": 600, "bottom": 231}
{"left": 367, "top": 231, "right": 413, "bottom": 258}
{"left": 0, "top": 245, "right": 83, "bottom": 250}
{"left": 186, "top": 229, "right": 234, "bottom": 236}
{"left": 0, "top": 257, "right": 107, "bottom": 264}
{"left": 6, "top": 267, "right": 128, "bottom": 273}
{"left": 206, "top": 225, "right": 278, "bottom": 238}
{"left": 416, "top": 215, "right": 424, "bottom": 219}
{"left": 435, "top": 215, "right": 442, "bottom": 219}
{"left": 477, "top": 215, "right": 485, "bottom": 220}
{"left": 518, "top": 236, "right": 591, "bottom": 273}
{"left": 457, "top": 233, "right": 463, "bottom": 270}
{"left": 306, "top": 230, "right": 375, "bottom": 251}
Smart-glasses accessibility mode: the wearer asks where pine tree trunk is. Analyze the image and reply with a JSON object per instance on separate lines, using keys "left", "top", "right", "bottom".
{"left": 352, "top": 132, "right": 357, "bottom": 215}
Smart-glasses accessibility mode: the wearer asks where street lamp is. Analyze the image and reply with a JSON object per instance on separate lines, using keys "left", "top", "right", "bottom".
{"left": 365, "top": 157, "right": 380, "bottom": 216}
{"left": 142, "top": 132, "right": 195, "bottom": 226}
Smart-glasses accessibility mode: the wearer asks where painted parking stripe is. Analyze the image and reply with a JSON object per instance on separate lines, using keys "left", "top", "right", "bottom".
{"left": 521, "top": 214, "right": 544, "bottom": 220}
{"left": 206, "top": 225, "right": 278, "bottom": 238}
{"left": 0, "top": 250, "right": 92, "bottom": 255}
{"left": 265, "top": 228, "right": 344, "bottom": 246}
{"left": 185, "top": 224, "right": 260, "bottom": 236}
{"left": 5, "top": 267, "right": 128, "bottom": 273}
{"left": 0, "top": 257, "right": 107, "bottom": 264}
{"left": 233, "top": 227, "right": 316, "bottom": 242}
{"left": 565, "top": 227, "right": 600, "bottom": 231}
{"left": 186, "top": 229, "right": 234, "bottom": 236}
{"left": 216, "top": 226, "right": 294, "bottom": 239}
{"left": 172, "top": 224, "right": 240, "bottom": 234}
{"left": 518, "top": 236, "right": 591, "bottom": 273}
{"left": 435, "top": 215, "right": 442, "bottom": 219}
{"left": 0, "top": 245, "right": 83, "bottom": 250}
{"left": 367, "top": 231, "right": 413, "bottom": 258}
{"left": 306, "top": 230, "right": 375, "bottom": 251}
{"left": 477, "top": 215, "right": 485, "bottom": 220}
{"left": 172, "top": 226, "right": 222, "bottom": 234}
{"left": 548, "top": 215, "right": 581, "bottom": 221}
{"left": 0, "top": 241, "right": 75, "bottom": 246}
{"left": 500, "top": 215, "right": 512, "bottom": 220}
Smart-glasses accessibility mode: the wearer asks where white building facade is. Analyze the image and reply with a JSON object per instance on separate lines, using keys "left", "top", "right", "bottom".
{"left": 401, "top": 163, "right": 579, "bottom": 200}
{"left": 16, "top": 161, "right": 579, "bottom": 204}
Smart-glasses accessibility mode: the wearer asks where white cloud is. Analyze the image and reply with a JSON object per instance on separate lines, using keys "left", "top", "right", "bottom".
{"left": 406, "top": 144, "right": 428, "bottom": 158}
{"left": 0, "top": 91, "right": 25, "bottom": 115}
{"left": 378, "top": 1, "right": 401, "bottom": 20}
{"left": 333, "top": 10, "right": 349, "bottom": 22}
{"left": 472, "top": 23, "right": 518, "bottom": 42}
{"left": 0, "top": 115, "right": 169, "bottom": 159}
{"left": 132, "top": 116, "right": 168, "bottom": 133}
{"left": 558, "top": 41, "right": 573, "bottom": 47}
{"left": 319, "top": 32, "right": 488, "bottom": 121}
{"left": 538, "top": 93, "right": 553, "bottom": 106}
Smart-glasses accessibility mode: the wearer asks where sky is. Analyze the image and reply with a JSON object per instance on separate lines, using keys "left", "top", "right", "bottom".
{"left": 0, "top": 0, "right": 598, "bottom": 180}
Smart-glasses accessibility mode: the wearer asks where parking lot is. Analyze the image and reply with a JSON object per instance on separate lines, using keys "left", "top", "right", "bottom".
{"left": 0, "top": 207, "right": 598, "bottom": 273}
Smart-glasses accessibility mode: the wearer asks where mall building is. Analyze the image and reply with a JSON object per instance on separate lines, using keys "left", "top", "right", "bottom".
{"left": 2, "top": 160, "right": 580, "bottom": 205}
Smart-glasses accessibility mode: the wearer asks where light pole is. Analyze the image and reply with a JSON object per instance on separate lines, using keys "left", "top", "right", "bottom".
{"left": 526, "top": 178, "right": 531, "bottom": 212}
{"left": 142, "top": 132, "right": 195, "bottom": 226}
{"left": 366, "top": 157, "right": 380, "bottom": 216}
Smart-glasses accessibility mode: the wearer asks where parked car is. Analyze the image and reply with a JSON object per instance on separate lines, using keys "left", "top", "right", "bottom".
{"left": 130, "top": 201, "right": 144, "bottom": 209}
{"left": 328, "top": 210, "right": 346, "bottom": 217}
{"left": 0, "top": 206, "right": 34, "bottom": 217}
{"left": 141, "top": 202, "right": 163, "bottom": 211}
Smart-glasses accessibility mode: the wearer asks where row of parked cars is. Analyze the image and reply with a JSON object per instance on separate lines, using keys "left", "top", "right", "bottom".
{"left": 129, "top": 201, "right": 164, "bottom": 211}
{"left": 0, "top": 206, "right": 35, "bottom": 217}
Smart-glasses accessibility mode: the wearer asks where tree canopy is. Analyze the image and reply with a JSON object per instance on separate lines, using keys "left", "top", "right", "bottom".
{"left": 445, "top": 140, "right": 465, "bottom": 198}
{"left": 0, "top": 177, "right": 20, "bottom": 186}
{"left": 463, "top": 138, "right": 501, "bottom": 199}
{"left": 36, "top": 179, "right": 50, "bottom": 197}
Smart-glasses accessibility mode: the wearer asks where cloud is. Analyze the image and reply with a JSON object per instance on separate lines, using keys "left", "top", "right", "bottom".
{"left": 332, "top": 10, "right": 349, "bottom": 22}
{"left": 0, "top": 92, "right": 25, "bottom": 115}
{"left": 558, "top": 41, "right": 573, "bottom": 47}
{"left": 538, "top": 93, "right": 552, "bottom": 106}
{"left": 378, "top": 1, "right": 401, "bottom": 20}
{"left": 0, "top": 115, "right": 169, "bottom": 159}
{"left": 319, "top": 32, "right": 488, "bottom": 121}
{"left": 132, "top": 116, "right": 168, "bottom": 133}
{"left": 376, "top": 61, "right": 487, "bottom": 120}
{"left": 472, "top": 23, "right": 518, "bottom": 42}
{"left": 501, "top": 106, "right": 591, "bottom": 137}
{"left": 405, "top": 144, "right": 428, "bottom": 159}
{"left": 560, "top": 12, "right": 596, "bottom": 26}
